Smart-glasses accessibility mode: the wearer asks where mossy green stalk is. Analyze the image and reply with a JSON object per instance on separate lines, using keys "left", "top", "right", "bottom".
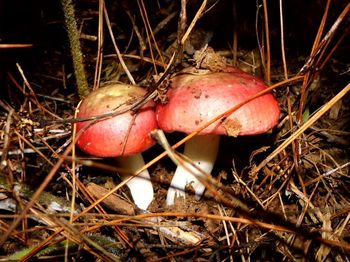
{"left": 61, "top": 0, "right": 90, "bottom": 97}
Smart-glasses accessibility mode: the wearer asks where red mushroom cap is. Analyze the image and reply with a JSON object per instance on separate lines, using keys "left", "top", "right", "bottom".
{"left": 156, "top": 67, "right": 280, "bottom": 136}
{"left": 76, "top": 84, "right": 157, "bottom": 157}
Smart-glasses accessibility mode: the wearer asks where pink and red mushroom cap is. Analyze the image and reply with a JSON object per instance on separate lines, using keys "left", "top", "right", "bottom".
{"left": 156, "top": 67, "right": 280, "bottom": 136}
{"left": 156, "top": 67, "right": 280, "bottom": 206}
{"left": 76, "top": 84, "right": 158, "bottom": 157}
{"left": 75, "top": 84, "right": 157, "bottom": 210}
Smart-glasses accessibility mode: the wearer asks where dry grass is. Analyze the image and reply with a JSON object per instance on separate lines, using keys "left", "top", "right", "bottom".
{"left": 0, "top": 0, "right": 349, "bottom": 261}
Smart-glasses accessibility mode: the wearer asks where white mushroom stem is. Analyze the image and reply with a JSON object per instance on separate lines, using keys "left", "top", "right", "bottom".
{"left": 166, "top": 135, "right": 220, "bottom": 206}
{"left": 117, "top": 154, "right": 154, "bottom": 210}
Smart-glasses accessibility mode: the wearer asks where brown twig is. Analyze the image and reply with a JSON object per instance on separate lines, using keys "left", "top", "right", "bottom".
{"left": 103, "top": 3, "right": 136, "bottom": 85}
{"left": 279, "top": 0, "right": 288, "bottom": 80}
{"left": 261, "top": 0, "right": 271, "bottom": 84}
{"left": 137, "top": 0, "right": 166, "bottom": 73}
{"left": 92, "top": 0, "right": 105, "bottom": 91}
{"left": 252, "top": 83, "right": 350, "bottom": 175}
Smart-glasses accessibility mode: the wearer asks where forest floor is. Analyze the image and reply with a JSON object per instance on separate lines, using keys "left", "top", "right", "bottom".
{"left": 0, "top": 0, "right": 349, "bottom": 261}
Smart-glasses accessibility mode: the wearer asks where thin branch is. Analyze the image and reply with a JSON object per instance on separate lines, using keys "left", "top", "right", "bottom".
{"left": 103, "top": 3, "right": 136, "bottom": 85}
{"left": 279, "top": 0, "right": 288, "bottom": 79}
{"left": 92, "top": 0, "right": 105, "bottom": 91}
{"left": 262, "top": 0, "right": 271, "bottom": 84}
{"left": 252, "top": 83, "right": 350, "bottom": 175}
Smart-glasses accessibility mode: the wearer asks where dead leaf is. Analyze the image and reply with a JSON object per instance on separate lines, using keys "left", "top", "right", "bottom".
{"left": 221, "top": 118, "right": 242, "bottom": 137}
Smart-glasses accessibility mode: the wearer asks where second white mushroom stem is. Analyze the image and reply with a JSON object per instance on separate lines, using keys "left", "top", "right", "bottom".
{"left": 117, "top": 154, "right": 154, "bottom": 210}
{"left": 166, "top": 135, "right": 220, "bottom": 206}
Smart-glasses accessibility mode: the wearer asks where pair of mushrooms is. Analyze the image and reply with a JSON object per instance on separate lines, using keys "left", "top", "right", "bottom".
{"left": 75, "top": 67, "right": 280, "bottom": 210}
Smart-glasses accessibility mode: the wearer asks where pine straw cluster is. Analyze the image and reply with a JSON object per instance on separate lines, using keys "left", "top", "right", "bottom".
{"left": 0, "top": 0, "right": 349, "bottom": 261}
